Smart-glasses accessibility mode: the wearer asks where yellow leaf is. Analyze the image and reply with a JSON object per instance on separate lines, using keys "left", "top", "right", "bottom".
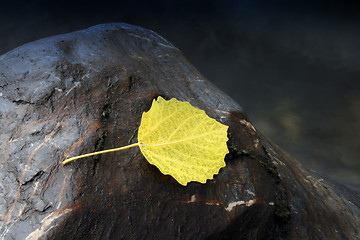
{"left": 138, "top": 96, "right": 229, "bottom": 185}
{"left": 62, "top": 96, "right": 229, "bottom": 186}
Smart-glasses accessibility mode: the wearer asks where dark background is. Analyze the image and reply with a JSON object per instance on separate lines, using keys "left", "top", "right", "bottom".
{"left": 1, "top": 0, "right": 359, "bottom": 191}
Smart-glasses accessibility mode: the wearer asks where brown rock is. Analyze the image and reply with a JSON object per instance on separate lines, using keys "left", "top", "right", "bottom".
{"left": 0, "top": 23, "right": 359, "bottom": 240}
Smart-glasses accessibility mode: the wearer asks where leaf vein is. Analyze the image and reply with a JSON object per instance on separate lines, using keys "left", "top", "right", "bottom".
{"left": 166, "top": 113, "right": 202, "bottom": 142}
{"left": 139, "top": 108, "right": 180, "bottom": 140}
{"left": 140, "top": 129, "right": 224, "bottom": 147}
{"left": 143, "top": 148, "right": 207, "bottom": 169}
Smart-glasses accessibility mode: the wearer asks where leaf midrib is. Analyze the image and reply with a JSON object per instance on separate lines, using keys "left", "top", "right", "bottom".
{"left": 140, "top": 129, "right": 222, "bottom": 147}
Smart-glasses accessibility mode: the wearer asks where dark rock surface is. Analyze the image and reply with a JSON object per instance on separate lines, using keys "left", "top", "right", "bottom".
{"left": 0, "top": 23, "right": 359, "bottom": 239}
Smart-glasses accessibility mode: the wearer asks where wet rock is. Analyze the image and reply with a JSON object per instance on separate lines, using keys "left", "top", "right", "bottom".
{"left": 0, "top": 23, "right": 359, "bottom": 239}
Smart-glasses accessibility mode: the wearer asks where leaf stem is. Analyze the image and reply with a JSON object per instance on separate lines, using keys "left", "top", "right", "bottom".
{"left": 62, "top": 142, "right": 140, "bottom": 165}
